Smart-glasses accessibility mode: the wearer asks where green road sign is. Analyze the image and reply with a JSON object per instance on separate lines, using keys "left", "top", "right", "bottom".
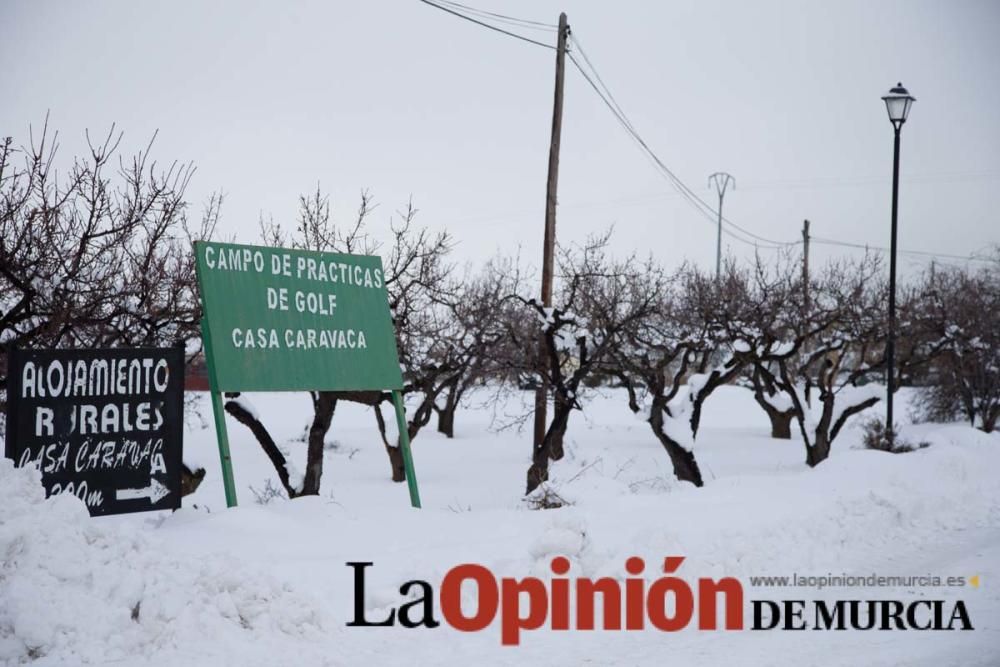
{"left": 195, "top": 241, "right": 403, "bottom": 392}
{"left": 194, "top": 241, "right": 420, "bottom": 509}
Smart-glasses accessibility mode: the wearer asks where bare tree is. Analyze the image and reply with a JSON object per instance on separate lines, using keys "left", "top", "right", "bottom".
{"left": 0, "top": 118, "right": 218, "bottom": 415}
{"left": 503, "top": 235, "right": 661, "bottom": 495}
{"left": 609, "top": 268, "right": 706, "bottom": 487}
{"left": 748, "top": 364, "right": 797, "bottom": 438}
{"left": 913, "top": 258, "right": 1000, "bottom": 432}
{"left": 366, "top": 202, "right": 455, "bottom": 480}
{"left": 369, "top": 279, "right": 458, "bottom": 481}
{"left": 426, "top": 259, "right": 516, "bottom": 438}
{"left": 227, "top": 187, "right": 453, "bottom": 494}
{"left": 226, "top": 186, "right": 382, "bottom": 497}
{"left": 735, "top": 258, "right": 803, "bottom": 439}
{"left": 696, "top": 254, "right": 948, "bottom": 466}
{"left": 758, "top": 256, "right": 912, "bottom": 465}
{"left": 610, "top": 262, "right": 770, "bottom": 487}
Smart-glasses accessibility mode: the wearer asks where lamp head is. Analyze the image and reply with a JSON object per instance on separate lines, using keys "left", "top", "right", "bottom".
{"left": 882, "top": 82, "right": 915, "bottom": 127}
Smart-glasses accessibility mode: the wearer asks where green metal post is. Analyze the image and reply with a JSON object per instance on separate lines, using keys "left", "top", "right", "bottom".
{"left": 391, "top": 390, "right": 421, "bottom": 508}
{"left": 201, "top": 317, "right": 238, "bottom": 508}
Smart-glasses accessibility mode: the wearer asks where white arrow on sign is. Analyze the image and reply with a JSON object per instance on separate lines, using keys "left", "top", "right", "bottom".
{"left": 115, "top": 478, "right": 170, "bottom": 504}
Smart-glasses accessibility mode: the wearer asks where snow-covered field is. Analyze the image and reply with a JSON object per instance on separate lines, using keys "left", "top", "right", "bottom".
{"left": 3, "top": 386, "right": 999, "bottom": 666}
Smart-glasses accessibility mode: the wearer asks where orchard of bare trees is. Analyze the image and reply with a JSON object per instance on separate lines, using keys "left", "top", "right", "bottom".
{"left": 224, "top": 186, "right": 998, "bottom": 498}
{"left": 3, "top": 123, "right": 998, "bottom": 500}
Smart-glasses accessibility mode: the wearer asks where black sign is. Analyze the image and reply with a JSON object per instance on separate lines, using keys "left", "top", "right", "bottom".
{"left": 5, "top": 346, "right": 184, "bottom": 516}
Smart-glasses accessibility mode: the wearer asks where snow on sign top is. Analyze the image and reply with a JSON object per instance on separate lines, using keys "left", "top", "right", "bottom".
{"left": 194, "top": 241, "right": 403, "bottom": 392}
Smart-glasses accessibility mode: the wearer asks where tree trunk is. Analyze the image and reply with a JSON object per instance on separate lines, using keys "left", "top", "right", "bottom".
{"left": 224, "top": 395, "right": 300, "bottom": 498}
{"left": 301, "top": 392, "right": 337, "bottom": 495}
{"left": 549, "top": 423, "right": 567, "bottom": 461}
{"left": 769, "top": 410, "right": 793, "bottom": 439}
{"left": 436, "top": 382, "right": 460, "bottom": 438}
{"left": 753, "top": 391, "right": 794, "bottom": 439}
{"left": 526, "top": 400, "right": 573, "bottom": 495}
{"left": 385, "top": 444, "right": 406, "bottom": 482}
{"left": 373, "top": 388, "right": 438, "bottom": 484}
{"left": 805, "top": 431, "right": 831, "bottom": 467}
{"left": 804, "top": 395, "right": 836, "bottom": 467}
{"left": 373, "top": 403, "right": 407, "bottom": 482}
{"left": 180, "top": 463, "right": 206, "bottom": 497}
{"left": 436, "top": 406, "right": 455, "bottom": 438}
{"left": 648, "top": 399, "right": 704, "bottom": 487}
{"left": 980, "top": 406, "right": 997, "bottom": 434}
{"left": 548, "top": 394, "right": 570, "bottom": 460}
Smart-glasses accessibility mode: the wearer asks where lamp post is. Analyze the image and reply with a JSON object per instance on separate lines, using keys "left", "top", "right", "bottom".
{"left": 881, "top": 82, "right": 915, "bottom": 445}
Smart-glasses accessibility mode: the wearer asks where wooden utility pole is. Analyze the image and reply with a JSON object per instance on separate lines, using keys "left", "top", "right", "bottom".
{"left": 533, "top": 12, "right": 569, "bottom": 448}
{"left": 801, "top": 219, "right": 814, "bottom": 406}
{"left": 802, "top": 219, "right": 810, "bottom": 311}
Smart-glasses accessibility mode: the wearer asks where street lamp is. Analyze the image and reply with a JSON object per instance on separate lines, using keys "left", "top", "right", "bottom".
{"left": 881, "top": 82, "right": 915, "bottom": 445}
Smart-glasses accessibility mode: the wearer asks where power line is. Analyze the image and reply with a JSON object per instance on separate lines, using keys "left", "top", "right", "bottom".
{"left": 568, "top": 33, "right": 786, "bottom": 247}
{"left": 566, "top": 35, "right": 997, "bottom": 265}
{"left": 739, "top": 171, "right": 1000, "bottom": 191}
{"left": 417, "top": 0, "right": 556, "bottom": 50}
{"left": 812, "top": 236, "right": 993, "bottom": 263}
{"left": 416, "top": 4, "right": 992, "bottom": 266}
{"left": 565, "top": 42, "right": 730, "bottom": 240}
{"left": 568, "top": 32, "right": 636, "bottom": 135}
{"left": 567, "top": 34, "right": 794, "bottom": 249}
{"left": 411, "top": 3, "right": 765, "bottom": 245}
{"left": 562, "top": 41, "right": 994, "bottom": 266}
{"left": 565, "top": 50, "right": 765, "bottom": 247}
{"left": 433, "top": 0, "right": 557, "bottom": 31}
{"left": 413, "top": 5, "right": 856, "bottom": 254}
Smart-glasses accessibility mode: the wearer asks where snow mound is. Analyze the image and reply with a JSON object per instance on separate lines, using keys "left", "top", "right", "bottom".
{"left": 529, "top": 513, "right": 588, "bottom": 561}
{"left": 0, "top": 460, "right": 334, "bottom": 666}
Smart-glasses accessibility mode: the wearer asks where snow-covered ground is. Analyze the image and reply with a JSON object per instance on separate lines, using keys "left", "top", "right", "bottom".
{"left": 2, "top": 386, "right": 999, "bottom": 666}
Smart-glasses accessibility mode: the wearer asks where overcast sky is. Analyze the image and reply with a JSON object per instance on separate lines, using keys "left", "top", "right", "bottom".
{"left": 3, "top": 0, "right": 998, "bottom": 277}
